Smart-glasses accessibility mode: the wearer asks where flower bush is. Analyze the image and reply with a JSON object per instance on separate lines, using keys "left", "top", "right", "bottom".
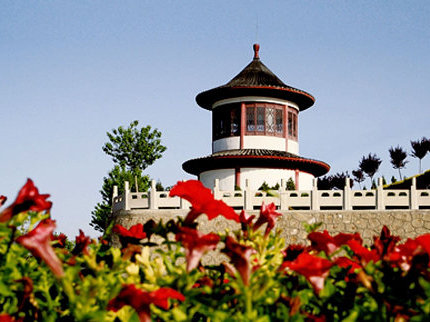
{"left": 1, "top": 179, "right": 430, "bottom": 321}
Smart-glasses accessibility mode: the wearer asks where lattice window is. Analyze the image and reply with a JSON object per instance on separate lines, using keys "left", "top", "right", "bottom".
{"left": 287, "top": 108, "right": 298, "bottom": 140}
{"left": 245, "top": 103, "right": 284, "bottom": 137}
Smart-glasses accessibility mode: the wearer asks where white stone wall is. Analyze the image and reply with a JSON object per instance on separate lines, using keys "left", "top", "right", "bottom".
{"left": 287, "top": 140, "right": 299, "bottom": 155}
{"left": 242, "top": 136, "right": 286, "bottom": 152}
{"left": 240, "top": 168, "right": 313, "bottom": 190}
{"left": 213, "top": 137, "right": 240, "bottom": 152}
{"left": 200, "top": 169, "right": 235, "bottom": 190}
{"left": 200, "top": 168, "right": 314, "bottom": 190}
{"left": 296, "top": 171, "right": 314, "bottom": 190}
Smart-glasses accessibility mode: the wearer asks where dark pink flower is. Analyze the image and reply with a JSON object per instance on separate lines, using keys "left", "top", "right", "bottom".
{"left": 281, "top": 252, "right": 333, "bottom": 293}
{"left": 252, "top": 202, "right": 281, "bottom": 237}
{"left": 239, "top": 210, "right": 255, "bottom": 232}
{"left": 176, "top": 226, "right": 220, "bottom": 272}
{"left": 308, "top": 230, "right": 362, "bottom": 255}
{"left": 222, "top": 236, "right": 255, "bottom": 285}
{"left": 373, "top": 225, "right": 400, "bottom": 259}
{"left": 169, "top": 180, "right": 239, "bottom": 225}
{"left": 16, "top": 219, "right": 64, "bottom": 278}
{"left": 72, "top": 230, "right": 91, "bottom": 256}
{"left": 107, "top": 284, "right": 185, "bottom": 322}
{"left": 347, "top": 240, "right": 379, "bottom": 265}
{"left": 0, "top": 179, "right": 52, "bottom": 222}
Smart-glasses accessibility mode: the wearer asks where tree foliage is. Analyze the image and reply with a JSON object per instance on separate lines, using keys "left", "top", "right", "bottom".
{"left": 359, "top": 153, "right": 382, "bottom": 185}
{"left": 317, "top": 172, "right": 353, "bottom": 190}
{"left": 286, "top": 177, "right": 296, "bottom": 191}
{"left": 102, "top": 120, "right": 167, "bottom": 172}
{"left": 352, "top": 169, "right": 365, "bottom": 188}
{"left": 389, "top": 145, "right": 408, "bottom": 180}
{"left": 91, "top": 121, "right": 166, "bottom": 235}
{"left": 411, "top": 137, "right": 429, "bottom": 173}
{"left": 90, "top": 166, "right": 150, "bottom": 233}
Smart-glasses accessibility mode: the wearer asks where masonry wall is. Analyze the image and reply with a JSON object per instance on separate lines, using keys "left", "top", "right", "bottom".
{"left": 113, "top": 209, "right": 430, "bottom": 245}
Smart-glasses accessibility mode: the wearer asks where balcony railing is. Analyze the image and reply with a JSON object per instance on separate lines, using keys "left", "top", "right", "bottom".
{"left": 112, "top": 177, "right": 430, "bottom": 213}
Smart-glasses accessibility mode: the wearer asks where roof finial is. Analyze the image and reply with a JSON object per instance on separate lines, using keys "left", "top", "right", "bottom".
{"left": 253, "top": 43, "right": 260, "bottom": 59}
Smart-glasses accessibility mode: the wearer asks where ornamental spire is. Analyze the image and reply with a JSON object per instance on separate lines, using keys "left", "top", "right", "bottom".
{"left": 253, "top": 43, "right": 260, "bottom": 60}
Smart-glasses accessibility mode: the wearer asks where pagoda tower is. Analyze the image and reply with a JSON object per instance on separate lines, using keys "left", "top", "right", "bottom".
{"left": 183, "top": 44, "right": 330, "bottom": 190}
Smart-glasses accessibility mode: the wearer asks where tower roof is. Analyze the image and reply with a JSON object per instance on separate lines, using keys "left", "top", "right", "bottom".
{"left": 182, "top": 149, "right": 330, "bottom": 177}
{"left": 196, "top": 44, "right": 315, "bottom": 111}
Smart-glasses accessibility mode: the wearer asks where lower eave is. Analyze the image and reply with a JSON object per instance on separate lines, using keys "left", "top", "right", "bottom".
{"left": 182, "top": 154, "right": 330, "bottom": 177}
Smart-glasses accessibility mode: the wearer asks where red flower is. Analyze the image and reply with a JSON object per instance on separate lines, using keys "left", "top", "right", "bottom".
{"left": 169, "top": 180, "right": 239, "bottom": 225}
{"left": 388, "top": 238, "right": 422, "bottom": 271}
{"left": 334, "top": 256, "right": 361, "bottom": 275}
{"left": 16, "top": 219, "right": 64, "bottom": 278}
{"left": 308, "top": 230, "right": 362, "bottom": 255}
{"left": 281, "top": 252, "right": 333, "bottom": 293}
{"left": 221, "top": 236, "right": 255, "bottom": 285}
{"left": 72, "top": 230, "right": 91, "bottom": 256}
{"left": 347, "top": 240, "right": 379, "bottom": 265}
{"left": 113, "top": 224, "right": 147, "bottom": 247}
{"left": 415, "top": 233, "right": 430, "bottom": 256}
{"left": 0, "top": 179, "right": 52, "bottom": 222}
{"left": 107, "top": 284, "right": 185, "bottom": 322}
{"left": 175, "top": 227, "right": 220, "bottom": 272}
{"left": 0, "top": 314, "right": 14, "bottom": 322}
{"left": 51, "top": 233, "right": 68, "bottom": 248}
{"left": 252, "top": 202, "right": 281, "bottom": 237}
{"left": 114, "top": 224, "right": 147, "bottom": 239}
{"left": 0, "top": 195, "right": 7, "bottom": 207}
{"left": 282, "top": 244, "right": 306, "bottom": 261}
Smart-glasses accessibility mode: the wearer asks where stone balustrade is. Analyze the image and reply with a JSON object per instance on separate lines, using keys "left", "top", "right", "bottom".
{"left": 112, "top": 177, "right": 430, "bottom": 213}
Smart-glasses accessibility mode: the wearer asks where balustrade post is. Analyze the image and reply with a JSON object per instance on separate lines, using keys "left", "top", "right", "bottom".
{"left": 112, "top": 185, "right": 118, "bottom": 205}
{"left": 281, "top": 179, "right": 286, "bottom": 191}
{"left": 343, "top": 178, "right": 352, "bottom": 210}
{"left": 124, "top": 181, "right": 130, "bottom": 210}
{"left": 376, "top": 177, "right": 384, "bottom": 210}
{"left": 244, "top": 179, "right": 253, "bottom": 211}
{"left": 311, "top": 178, "right": 319, "bottom": 210}
{"left": 149, "top": 180, "right": 157, "bottom": 210}
{"left": 280, "top": 183, "right": 288, "bottom": 211}
{"left": 410, "top": 177, "right": 418, "bottom": 210}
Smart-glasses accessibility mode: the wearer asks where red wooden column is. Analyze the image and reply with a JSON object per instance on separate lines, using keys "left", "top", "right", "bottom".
{"left": 284, "top": 105, "right": 288, "bottom": 152}
{"left": 295, "top": 170, "right": 299, "bottom": 190}
{"left": 235, "top": 167, "right": 241, "bottom": 188}
{"left": 240, "top": 102, "right": 245, "bottom": 149}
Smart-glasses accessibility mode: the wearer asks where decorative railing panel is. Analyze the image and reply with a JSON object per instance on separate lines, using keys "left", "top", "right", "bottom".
{"left": 111, "top": 177, "right": 430, "bottom": 213}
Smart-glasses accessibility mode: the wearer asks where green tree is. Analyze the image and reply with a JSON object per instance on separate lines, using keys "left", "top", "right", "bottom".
{"left": 90, "top": 166, "right": 150, "bottom": 233}
{"left": 102, "top": 120, "right": 166, "bottom": 172}
{"left": 286, "top": 177, "right": 296, "bottom": 191}
{"left": 91, "top": 121, "right": 166, "bottom": 234}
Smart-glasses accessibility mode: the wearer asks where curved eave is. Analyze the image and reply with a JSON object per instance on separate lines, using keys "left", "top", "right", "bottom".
{"left": 182, "top": 155, "right": 330, "bottom": 177}
{"left": 196, "top": 86, "right": 315, "bottom": 111}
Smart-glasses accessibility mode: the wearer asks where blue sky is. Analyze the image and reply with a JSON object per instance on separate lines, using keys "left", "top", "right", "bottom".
{"left": 1, "top": 1, "right": 429, "bottom": 237}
